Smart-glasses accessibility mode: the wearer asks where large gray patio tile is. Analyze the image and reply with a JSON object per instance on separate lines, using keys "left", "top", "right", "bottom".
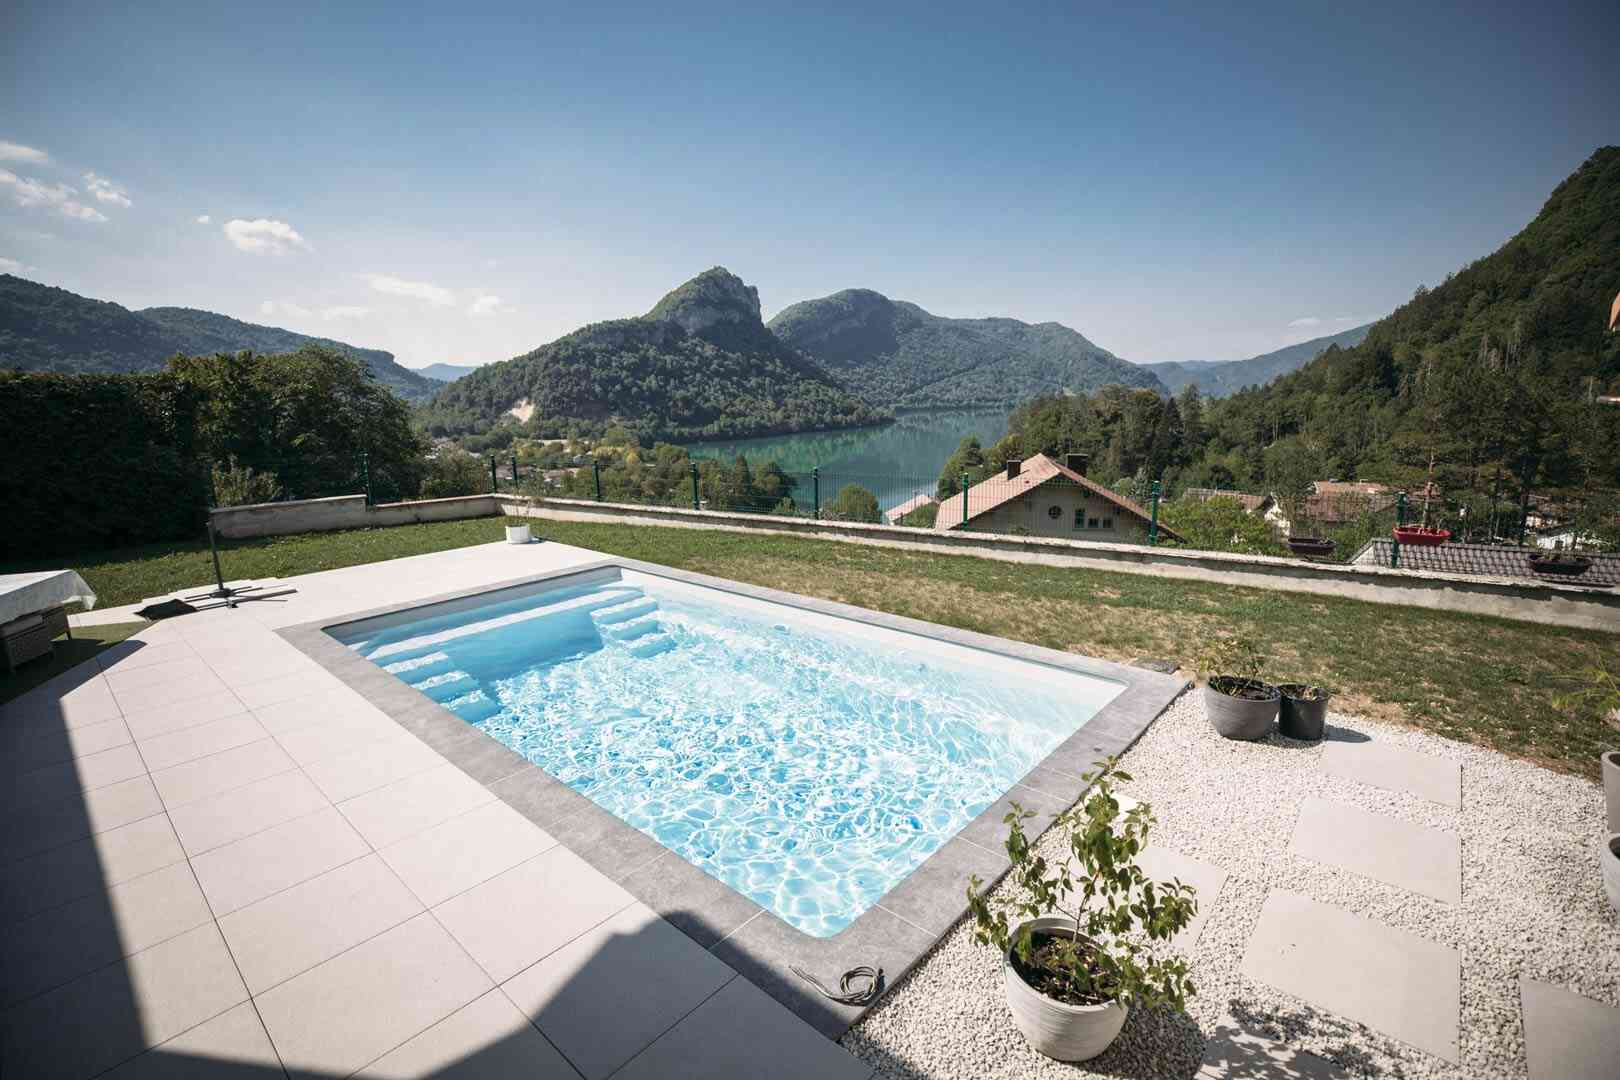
{"left": 613, "top": 975, "right": 869, "bottom": 1080}
{"left": 191, "top": 806, "right": 370, "bottom": 915}
{"left": 136, "top": 712, "right": 268, "bottom": 772}
{"left": 381, "top": 799, "right": 557, "bottom": 907}
{"left": 877, "top": 837, "right": 1009, "bottom": 935}
{"left": 434, "top": 846, "right": 636, "bottom": 983}
{"left": 168, "top": 767, "right": 329, "bottom": 856}
{"left": 231, "top": 668, "right": 343, "bottom": 710}
{"left": 9, "top": 714, "right": 134, "bottom": 774}
{"left": 709, "top": 903, "right": 936, "bottom": 1039}
{"left": 1, "top": 672, "right": 121, "bottom": 731}
{"left": 0, "top": 921, "right": 247, "bottom": 1080}
{"left": 546, "top": 792, "right": 670, "bottom": 883}
{"left": 102, "top": 1002, "right": 282, "bottom": 1080}
{"left": 106, "top": 661, "right": 231, "bottom": 715}
{"left": 218, "top": 853, "right": 423, "bottom": 993}
{"left": 254, "top": 911, "right": 492, "bottom": 1079}
{"left": 1195, "top": 1017, "right": 1348, "bottom": 1078}
{"left": 206, "top": 650, "right": 326, "bottom": 690}
{"left": 1288, "top": 797, "right": 1460, "bottom": 904}
{"left": 356, "top": 989, "right": 577, "bottom": 1079}
{"left": 4, "top": 743, "right": 148, "bottom": 813}
{"left": 504, "top": 902, "right": 735, "bottom": 1080}
{"left": 1137, "top": 845, "right": 1229, "bottom": 949}
{"left": 302, "top": 729, "right": 445, "bottom": 803}
{"left": 1321, "top": 739, "right": 1461, "bottom": 808}
{"left": 272, "top": 706, "right": 401, "bottom": 766}
{"left": 254, "top": 685, "right": 385, "bottom": 735}
{"left": 1, "top": 861, "right": 212, "bottom": 1006}
{"left": 1520, "top": 977, "right": 1620, "bottom": 1080}
{"left": 955, "top": 783, "right": 1064, "bottom": 853}
{"left": 3, "top": 775, "right": 166, "bottom": 863}
{"left": 0, "top": 814, "right": 184, "bottom": 924}
{"left": 339, "top": 762, "right": 496, "bottom": 849}
{"left": 618, "top": 850, "right": 762, "bottom": 949}
{"left": 122, "top": 689, "right": 249, "bottom": 741}
{"left": 149, "top": 737, "right": 298, "bottom": 809}
{"left": 102, "top": 655, "right": 221, "bottom": 694}
{"left": 94, "top": 638, "right": 196, "bottom": 675}
{"left": 1241, "top": 889, "right": 1459, "bottom": 1062}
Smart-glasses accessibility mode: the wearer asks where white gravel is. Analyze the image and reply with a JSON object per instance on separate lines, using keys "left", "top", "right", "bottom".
{"left": 841, "top": 691, "right": 1620, "bottom": 1079}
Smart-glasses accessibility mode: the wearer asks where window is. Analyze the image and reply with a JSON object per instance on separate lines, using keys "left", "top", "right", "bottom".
{"left": 1102, "top": 517, "right": 1113, "bottom": 530}
{"left": 1088, "top": 517, "right": 1100, "bottom": 529}
{"left": 1047, "top": 505, "right": 1062, "bottom": 520}
{"left": 1073, "top": 509, "right": 1086, "bottom": 529}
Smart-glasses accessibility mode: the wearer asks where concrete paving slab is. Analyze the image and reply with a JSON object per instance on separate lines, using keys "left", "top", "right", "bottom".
{"left": 4, "top": 775, "right": 165, "bottom": 863}
{"left": 252, "top": 685, "right": 382, "bottom": 736}
{"left": 338, "top": 762, "right": 496, "bottom": 849}
{"left": 168, "top": 767, "right": 328, "bottom": 856}
{"left": 1321, "top": 739, "right": 1461, "bottom": 808}
{"left": 121, "top": 690, "right": 249, "bottom": 741}
{"left": 1521, "top": 977, "right": 1620, "bottom": 1080}
{"left": 271, "top": 707, "right": 401, "bottom": 766}
{"left": 93, "top": 639, "right": 196, "bottom": 675}
{"left": 136, "top": 713, "right": 267, "bottom": 772}
{"left": 381, "top": 799, "right": 556, "bottom": 908}
{"left": 1138, "top": 845, "right": 1229, "bottom": 949}
{"left": 504, "top": 902, "right": 736, "bottom": 1080}
{"left": 1241, "top": 889, "right": 1459, "bottom": 1062}
{"left": 613, "top": 976, "right": 870, "bottom": 1080}
{"left": 148, "top": 737, "right": 297, "bottom": 809}
{"left": 1288, "top": 796, "right": 1461, "bottom": 903}
{"left": 0, "top": 814, "right": 184, "bottom": 924}
{"left": 190, "top": 806, "right": 369, "bottom": 915}
{"left": 302, "top": 729, "right": 444, "bottom": 803}
{"left": 1196, "top": 1017, "right": 1348, "bottom": 1078}
{"left": 101, "top": 1002, "right": 282, "bottom": 1080}
{"left": 356, "top": 989, "right": 577, "bottom": 1079}
{"left": 10, "top": 715, "right": 134, "bottom": 774}
{"left": 231, "top": 668, "right": 344, "bottom": 710}
{"left": 255, "top": 911, "right": 491, "bottom": 1078}
{"left": 5, "top": 743, "right": 148, "bottom": 813}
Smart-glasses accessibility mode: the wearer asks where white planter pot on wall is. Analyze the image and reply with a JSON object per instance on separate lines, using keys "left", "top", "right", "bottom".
{"left": 1602, "top": 751, "right": 1620, "bottom": 833}
{"left": 505, "top": 524, "right": 532, "bottom": 545}
{"left": 1603, "top": 833, "right": 1620, "bottom": 919}
{"left": 1002, "top": 916, "right": 1128, "bottom": 1061}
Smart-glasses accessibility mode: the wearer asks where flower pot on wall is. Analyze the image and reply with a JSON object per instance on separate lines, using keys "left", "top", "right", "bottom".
{"left": 1603, "top": 751, "right": 1620, "bottom": 833}
{"left": 1603, "top": 834, "right": 1620, "bottom": 919}
{"left": 1003, "top": 916, "right": 1129, "bottom": 1061}
{"left": 1392, "top": 525, "right": 1449, "bottom": 547}
{"left": 505, "top": 524, "right": 532, "bottom": 545}
{"left": 1278, "top": 684, "right": 1330, "bottom": 741}
{"left": 1528, "top": 552, "right": 1593, "bottom": 578}
{"left": 1203, "top": 678, "right": 1280, "bottom": 741}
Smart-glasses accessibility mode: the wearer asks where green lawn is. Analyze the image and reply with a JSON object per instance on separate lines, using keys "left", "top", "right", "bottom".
{"left": 7, "top": 515, "right": 1615, "bottom": 779}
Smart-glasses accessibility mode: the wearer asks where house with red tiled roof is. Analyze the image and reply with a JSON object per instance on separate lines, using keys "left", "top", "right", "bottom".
{"left": 884, "top": 491, "right": 938, "bottom": 525}
{"left": 933, "top": 452, "right": 1183, "bottom": 543}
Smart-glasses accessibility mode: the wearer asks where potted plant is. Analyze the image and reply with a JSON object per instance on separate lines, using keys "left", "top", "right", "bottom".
{"left": 1277, "top": 683, "right": 1331, "bottom": 741}
{"left": 504, "top": 520, "right": 532, "bottom": 544}
{"left": 1198, "top": 635, "right": 1280, "bottom": 741}
{"left": 1286, "top": 536, "right": 1337, "bottom": 558}
{"left": 966, "top": 758, "right": 1196, "bottom": 1061}
{"left": 1552, "top": 665, "right": 1620, "bottom": 831}
{"left": 1605, "top": 834, "right": 1620, "bottom": 919}
{"left": 1528, "top": 550, "right": 1593, "bottom": 578}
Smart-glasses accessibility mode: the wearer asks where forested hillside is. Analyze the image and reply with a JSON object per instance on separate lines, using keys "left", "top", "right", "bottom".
{"left": 1142, "top": 322, "right": 1373, "bottom": 397}
{"left": 419, "top": 268, "right": 886, "bottom": 442}
{"left": 0, "top": 276, "right": 438, "bottom": 401}
{"left": 768, "top": 288, "right": 1161, "bottom": 406}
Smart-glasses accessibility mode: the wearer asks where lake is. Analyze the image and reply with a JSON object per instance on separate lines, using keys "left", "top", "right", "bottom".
{"left": 684, "top": 407, "right": 1012, "bottom": 512}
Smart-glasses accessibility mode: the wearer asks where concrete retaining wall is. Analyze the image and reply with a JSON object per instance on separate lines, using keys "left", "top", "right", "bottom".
{"left": 501, "top": 495, "right": 1620, "bottom": 633}
{"left": 210, "top": 493, "right": 500, "bottom": 539}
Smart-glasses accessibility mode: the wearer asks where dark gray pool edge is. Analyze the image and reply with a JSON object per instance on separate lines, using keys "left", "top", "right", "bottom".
{"left": 277, "top": 555, "right": 1189, "bottom": 1040}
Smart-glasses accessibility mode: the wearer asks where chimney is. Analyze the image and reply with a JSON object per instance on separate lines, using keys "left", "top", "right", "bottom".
{"left": 1005, "top": 459, "right": 1021, "bottom": 479}
{"left": 1066, "top": 453, "right": 1089, "bottom": 476}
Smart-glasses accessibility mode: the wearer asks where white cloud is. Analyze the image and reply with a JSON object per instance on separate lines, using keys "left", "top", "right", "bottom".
{"left": 0, "top": 170, "right": 107, "bottom": 222}
{"left": 83, "top": 172, "right": 131, "bottom": 208}
{"left": 0, "top": 256, "right": 29, "bottom": 274}
{"left": 1287, "top": 316, "right": 1322, "bottom": 329}
{"left": 321, "top": 305, "right": 372, "bottom": 320}
{"left": 0, "top": 141, "right": 48, "bottom": 164}
{"left": 195, "top": 214, "right": 211, "bottom": 225}
{"left": 224, "top": 218, "right": 311, "bottom": 255}
{"left": 366, "top": 273, "right": 454, "bottom": 307}
{"left": 259, "top": 299, "right": 312, "bottom": 319}
{"left": 466, "top": 293, "right": 507, "bottom": 317}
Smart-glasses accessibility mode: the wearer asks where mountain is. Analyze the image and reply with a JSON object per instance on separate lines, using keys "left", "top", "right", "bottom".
{"left": 0, "top": 276, "right": 439, "bottom": 401}
{"left": 1142, "top": 322, "right": 1374, "bottom": 397}
{"left": 415, "top": 362, "right": 478, "bottom": 382}
{"left": 419, "top": 268, "right": 887, "bottom": 442}
{"left": 767, "top": 288, "right": 1162, "bottom": 407}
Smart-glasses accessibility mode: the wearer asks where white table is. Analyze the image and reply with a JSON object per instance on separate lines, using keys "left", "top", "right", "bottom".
{"left": 0, "top": 570, "right": 98, "bottom": 626}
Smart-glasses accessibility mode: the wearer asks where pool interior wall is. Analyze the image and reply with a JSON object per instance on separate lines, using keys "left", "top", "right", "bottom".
{"left": 328, "top": 566, "right": 1125, "bottom": 938}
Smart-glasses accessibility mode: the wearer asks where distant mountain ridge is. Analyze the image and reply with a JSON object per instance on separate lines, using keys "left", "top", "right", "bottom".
{"left": 419, "top": 268, "right": 886, "bottom": 441}
{"left": 1141, "top": 323, "right": 1374, "bottom": 397}
{"left": 415, "top": 362, "right": 478, "bottom": 382}
{"left": 0, "top": 275, "right": 439, "bottom": 401}
{"left": 768, "top": 288, "right": 1162, "bottom": 406}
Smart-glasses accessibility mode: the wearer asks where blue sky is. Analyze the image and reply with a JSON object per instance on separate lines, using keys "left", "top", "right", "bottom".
{"left": 3, "top": 1, "right": 1617, "bottom": 369}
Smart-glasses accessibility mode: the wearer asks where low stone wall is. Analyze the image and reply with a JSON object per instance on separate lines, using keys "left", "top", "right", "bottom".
{"left": 501, "top": 495, "right": 1620, "bottom": 633}
{"left": 210, "top": 493, "right": 500, "bottom": 539}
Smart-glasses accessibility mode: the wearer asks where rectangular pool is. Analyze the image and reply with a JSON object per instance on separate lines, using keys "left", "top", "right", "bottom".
{"left": 327, "top": 567, "right": 1123, "bottom": 937}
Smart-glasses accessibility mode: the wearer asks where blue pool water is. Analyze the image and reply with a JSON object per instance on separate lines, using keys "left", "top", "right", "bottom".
{"left": 330, "top": 568, "right": 1122, "bottom": 937}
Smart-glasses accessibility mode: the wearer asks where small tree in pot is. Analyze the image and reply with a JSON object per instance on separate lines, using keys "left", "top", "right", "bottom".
{"left": 1198, "top": 635, "right": 1280, "bottom": 740}
{"left": 967, "top": 758, "right": 1196, "bottom": 1061}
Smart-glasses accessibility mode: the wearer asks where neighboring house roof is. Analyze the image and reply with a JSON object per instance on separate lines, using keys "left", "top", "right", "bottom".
{"left": 884, "top": 492, "right": 937, "bottom": 524}
{"left": 934, "top": 453, "right": 1184, "bottom": 542}
{"left": 1183, "top": 488, "right": 1273, "bottom": 514}
{"left": 1312, "top": 480, "right": 1391, "bottom": 498}
{"left": 1350, "top": 539, "right": 1620, "bottom": 587}
{"left": 1299, "top": 489, "right": 1398, "bottom": 523}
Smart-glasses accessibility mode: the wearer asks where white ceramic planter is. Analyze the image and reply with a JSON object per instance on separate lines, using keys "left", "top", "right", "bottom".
{"left": 1602, "top": 751, "right": 1620, "bottom": 834}
{"left": 1003, "top": 917, "right": 1128, "bottom": 1061}
{"left": 1603, "top": 833, "right": 1620, "bottom": 919}
{"left": 504, "top": 524, "right": 532, "bottom": 545}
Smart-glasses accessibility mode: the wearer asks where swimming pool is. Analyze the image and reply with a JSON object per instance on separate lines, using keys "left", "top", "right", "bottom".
{"left": 328, "top": 566, "right": 1124, "bottom": 937}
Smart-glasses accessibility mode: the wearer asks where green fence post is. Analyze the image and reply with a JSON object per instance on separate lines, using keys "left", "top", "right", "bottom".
{"left": 1392, "top": 491, "right": 1406, "bottom": 569}
{"left": 690, "top": 463, "right": 701, "bottom": 510}
{"left": 1148, "top": 480, "right": 1161, "bottom": 545}
{"left": 362, "top": 452, "right": 372, "bottom": 507}
{"left": 592, "top": 459, "right": 603, "bottom": 501}
{"left": 812, "top": 467, "right": 820, "bottom": 519}
{"left": 960, "top": 472, "right": 969, "bottom": 526}
{"left": 488, "top": 456, "right": 498, "bottom": 493}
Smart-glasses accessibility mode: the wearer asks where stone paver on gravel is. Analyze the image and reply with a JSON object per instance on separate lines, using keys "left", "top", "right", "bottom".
{"left": 1321, "top": 737, "right": 1462, "bottom": 807}
{"left": 1520, "top": 977, "right": 1620, "bottom": 1080}
{"left": 1288, "top": 795, "right": 1461, "bottom": 903}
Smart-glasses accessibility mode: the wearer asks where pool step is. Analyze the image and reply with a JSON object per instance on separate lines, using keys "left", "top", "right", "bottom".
{"left": 627, "top": 632, "right": 674, "bottom": 659}
{"left": 411, "top": 669, "right": 478, "bottom": 701}
{"left": 601, "top": 614, "right": 662, "bottom": 642}
{"left": 591, "top": 595, "right": 658, "bottom": 626}
{"left": 444, "top": 688, "right": 501, "bottom": 724}
{"left": 384, "top": 651, "right": 454, "bottom": 680}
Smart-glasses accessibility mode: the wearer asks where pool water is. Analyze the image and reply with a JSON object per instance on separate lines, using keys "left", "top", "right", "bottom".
{"left": 330, "top": 568, "right": 1122, "bottom": 937}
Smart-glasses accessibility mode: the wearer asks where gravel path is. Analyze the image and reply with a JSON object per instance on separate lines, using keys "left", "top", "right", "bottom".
{"left": 842, "top": 691, "right": 1620, "bottom": 1079}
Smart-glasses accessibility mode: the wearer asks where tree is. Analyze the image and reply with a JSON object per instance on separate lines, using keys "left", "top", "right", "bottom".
{"left": 936, "top": 436, "right": 989, "bottom": 498}
{"left": 420, "top": 450, "right": 493, "bottom": 498}
{"left": 1263, "top": 438, "right": 1325, "bottom": 535}
{"left": 826, "top": 483, "right": 881, "bottom": 523}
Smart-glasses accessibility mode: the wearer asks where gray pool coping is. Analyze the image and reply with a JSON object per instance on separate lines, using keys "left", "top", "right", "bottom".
{"left": 278, "top": 555, "right": 1188, "bottom": 1039}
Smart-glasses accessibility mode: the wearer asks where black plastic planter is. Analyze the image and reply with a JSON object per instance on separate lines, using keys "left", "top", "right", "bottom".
{"left": 1277, "top": 684, "right": 1330, "bottom": 741}
{"left": 1203, "top": 677, "right": 1280, "bottom": 741}
{"left": 1286, "top": 537, "right": 1336, "bottom": 559}
{"left": 1528, "top": 552, "right": 1593, "bottom": 578}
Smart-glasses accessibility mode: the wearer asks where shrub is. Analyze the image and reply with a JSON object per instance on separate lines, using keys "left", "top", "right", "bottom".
{"left": 211, "top": 457, "right": 283, "bottom": 507}
{"left": 420, "top": 451, "right": 493, "bottom": 499}
{"left": 1158, "top": 496, "right": 1283, "bottom": 556}
{"left": 825, "top": 483, "right": 881, "bottom": 523}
